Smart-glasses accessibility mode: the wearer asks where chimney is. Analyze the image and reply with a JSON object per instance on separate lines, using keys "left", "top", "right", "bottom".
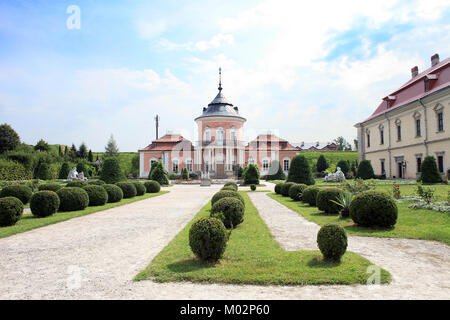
{"left": 431, "top": 53, "right": 439, "bottom": 67}
{"left": 411, "top": 66, "right": 418, "bottom": 78}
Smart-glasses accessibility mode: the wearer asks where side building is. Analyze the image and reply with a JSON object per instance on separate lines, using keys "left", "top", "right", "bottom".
{"left": 355, "top": 53, "right": 450, "bottom": 179}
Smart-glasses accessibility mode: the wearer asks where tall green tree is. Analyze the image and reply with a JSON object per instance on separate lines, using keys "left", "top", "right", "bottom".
{"left": 0, "top": 123, "right": 20, "bottom": 154}
{"left": 105, "top": 134, "right": 119, "bottom": 156}
{"left": 78, "top": 142, "right": 88, "bottom": 159}
{"left": 34, "top": 139, "right": 50, "bottom": 152}
{"left": 356, "top": 160, "right": 374, "bottom": 180}
{"left": 70, "top": 144, "right": 78, "bottom": 160}
{"left": 149, "top": 162, "right": 169, "bottom": 185}
{"left": 333, "top": 136, "right": 351, "bottom": 151}
{"left": 88, "top": 149, "right": 94, "bottom": 162}
{"left": 58, "top": 145, "right": 63, "bottom": 157}
{"left": 287, "top": 155, "right": 314, "bottom": 185}
{"left": 419, "top": 156, "right": 442, "bottom": 183}
{"left": 100, "top": 157, "right": 125, "bottom": 184}
{"left": 316, "top": 155, "right": 328, "bottom": 172}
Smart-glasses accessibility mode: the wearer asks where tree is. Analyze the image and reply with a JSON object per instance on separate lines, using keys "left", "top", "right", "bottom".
{"left": 78, "top": 142, "right": 88, "bottom": 159}
{"left": 131, "top": 154, "right": 140, "bottom": 178}
{"left": 88, "top": 149, "right": 94, "bottom": 162}
{"left": 181, "top": 167, "right": 189, "bottom": 180}
{"left": 99, "top": 157, "right": 125, "bottom": 184}
{"left": 64, "top": 145, "right": 69, "bottom": 157}
{"left": 243, "top": 164, "right": 260, "bottom": 185}
{"left": 105, "top": 134, "right": 119, "bottom": 156}
{"left": 287, "top": 155, "right": 315, "bottom": 185}
{"left": 356, "top": 160, "right": 374, "bottom": 180}
{"left": 333, "top": 136, "right": 351, "bottom": 151}
{"left": 336, "top": 160, "right": 350, "bottom": 175}
{"left": 265, "top": 160, "right": 285, "bottom": 180}
{"left": 34, "top": 139, "right": 50, "bottom": 152}
{"left": 70, "top": 144, "right": 78, "bottom": 160}
{"left": 0, "top": 123, "right": 20, "bottom": 154}
{"left": 316, "top": 155, "right": 328, "bottom": 172}
{"left": 59, "top": 162, "right": 70, "bottom": 179}
{"left": 58, "top": 145, "right": 63, "bottom": 157}
{"left": 36, "top": 163, "right": 52, "bottom": 180}
{"left": 419, "top": 156, "right": 442, "bottom": 183}
{"left": 149, "top": 162, "right": 169, "bottom": 185}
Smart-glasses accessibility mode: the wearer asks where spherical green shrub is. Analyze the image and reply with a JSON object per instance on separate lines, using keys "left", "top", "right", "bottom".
{"left": 82, "top": 185, "right": 108, "bottom": 206}
{"left": 221, "top": 186, "right": 236, "bottom": 191}
{"left": 144, "top": 180, "right": 161, "bottom": 193}
{"left": 115, "top": 182, "right": 137, "bottom": 199}
{"left": 56, "top": 187, "right": 89, "bottom": 212}
{"left": 210, "top": 197, "right": 245, "bottom": 229}
{"left": 102, "top": 184, "right": 123, "bottom": 203}
{"left": 224, "top": 182, "right": 238, "bottom": 191}
{"left": 38, "top": 183, "right": 62, "bottom": 192}
{"left": 88, "top": 180, "right": 106, "bottom": 185}
{"left": 356, "top": 160, "right": 375, "bottom": 180}
{"left": 288, "top": 183, "right": 307, "bottom": 201}
{"left": 30, "top": 191, "right": 60, "bottom": 217}
{"left": 0, "top": 196, "right": 23, "bottom": 226}
{"left": 0, "top": 185, "right": 33, "bottom": 204}
{"left": 66, "top": 180, "right": 88, "bottom": 188}
{"left": 350, "top": 190, "right": 398, "bottom": 228}
{"left": 419, "top": 156, "right": 442, "bottom": 183}
{"left": 302, "top": 186, "right": 320, "bottom": 206}
{"left": 189, "top": 217, "right": 228, "bottom": 262}
{"left": 131, "top": 182, "right": 146, "bottom": 196}
{"left": 211, "top": 190, "right": 245, "bottom": 208}
{"left": 316, "top": 188, "right": 344, "bottom": 214}
{"left": 250, "top": 184, "right": 256, "bottom": 191}
{"left": 317, "top": 224, "right": 348, "bottom": 262}
{"left": 100, "top": 157, "right": 125, "bottom": 184}
{"left": 281, "top": 182, "right": 295, "bottom": 197}
{"left": 274, "top": 183, "right": 283, "bottom": 194}
{"left": 287, "top": 155, "right": 315, "bottom": 185}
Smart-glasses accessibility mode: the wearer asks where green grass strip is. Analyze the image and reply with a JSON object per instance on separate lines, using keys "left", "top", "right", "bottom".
{"left": 0, "top": 191, "right": 169, "bottom": 239}
{"left": 268, "top": 192, "right": 450, "bottom": 246}
{"left": 136, "top": 191, "right": 390, "bottom": 285}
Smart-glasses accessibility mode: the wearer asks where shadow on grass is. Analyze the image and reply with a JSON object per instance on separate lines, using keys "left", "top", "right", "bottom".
{"left": 306, "top": 256, "right": 342, "bottom": 268}
{"left": 167, "top": 258, "right": 219, "bottom": 273}
{"left": 343, "top": 225, "right": 395, "bottom": 234}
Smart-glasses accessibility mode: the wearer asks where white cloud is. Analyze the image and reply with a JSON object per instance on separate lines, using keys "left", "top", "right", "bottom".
{"left": 158, "top": 33, "right": 234, "bottom": 51}
{"left": 136, "top": 19, "right": 167, "bottom": 39}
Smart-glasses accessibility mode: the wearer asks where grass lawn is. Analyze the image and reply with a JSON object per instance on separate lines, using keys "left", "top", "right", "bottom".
{"left": 268, "top": 193, "right": 450, "bottom": 246}
{"left": 135, "top": 192, "right": 390, "bottom": 285}
{"left": 0, "top": 191, "right": 169, "bottom": 239}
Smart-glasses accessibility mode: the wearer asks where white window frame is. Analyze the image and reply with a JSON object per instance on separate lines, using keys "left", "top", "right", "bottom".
{"left": 204, "top": 127, "right": 211, "bottom": 142}
{"left": 262, "top": 158, "right": 270, "bottom": 171}
{"left": 216, "top": 127, "right": 224, "bottom": 143}
{"left": 283, "top": 157, "right": 290, "bottom": 171}
{"left": 185, "top": 158, "right": 193, "bottom": 172}
{"left": 172, "top": 158, "right": 179, "bottom": 173}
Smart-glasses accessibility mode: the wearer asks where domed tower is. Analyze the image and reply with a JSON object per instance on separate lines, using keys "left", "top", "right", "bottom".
{"left": 195, "top": 68, "right": 246, "bottom": 178}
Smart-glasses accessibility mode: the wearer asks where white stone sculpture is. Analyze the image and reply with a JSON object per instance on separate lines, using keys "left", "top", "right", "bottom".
{"left": 323, "top": 167, "right": 346, "bottom": 182}
{"left": 67, "top": 168, "right": 78, "bottom": 181}
{"left": 200, "top": 171, "right": 211, "bottom": 186}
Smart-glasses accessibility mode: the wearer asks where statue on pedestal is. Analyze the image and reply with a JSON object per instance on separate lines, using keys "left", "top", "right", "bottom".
{"left": 323, "top": 167, "right": 346, "bottom": 182}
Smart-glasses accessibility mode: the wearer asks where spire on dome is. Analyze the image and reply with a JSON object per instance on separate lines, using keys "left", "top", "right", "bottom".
{"left": 218, "top": 67, "right": 222, "bottom": 91}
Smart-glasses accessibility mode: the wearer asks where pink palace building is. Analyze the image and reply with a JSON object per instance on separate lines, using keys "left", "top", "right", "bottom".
{"left": 138, "top": 70, "right": 300, "bottom": 179}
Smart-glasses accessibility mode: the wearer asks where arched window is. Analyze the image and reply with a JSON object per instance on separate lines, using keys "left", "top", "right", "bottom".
{"left": 216, "top": 127, "right": 224, "bottom": 143}
{"left": 204, "top": 127, "right": 211, "bottom": 142}
{"left": 262, "top": 158, "right": 270, "bottom": 171}
{"left": 172, "top": 158, "right": 179, "bottom": 173}
{"left": 230, "top": 126, "right": 236, "bottom": 141}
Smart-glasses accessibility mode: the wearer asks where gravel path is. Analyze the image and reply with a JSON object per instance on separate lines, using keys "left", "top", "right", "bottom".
{"left": 1, "top": 183, "right": 449, "bottom": 299}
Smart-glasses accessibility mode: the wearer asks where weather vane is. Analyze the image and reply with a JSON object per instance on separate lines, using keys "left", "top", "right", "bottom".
{"left": 218, "top": 67, "right": 222, "bottom": 91}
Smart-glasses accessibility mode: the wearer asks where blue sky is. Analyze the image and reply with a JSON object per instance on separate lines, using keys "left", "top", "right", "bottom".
{"left": 0, "top": 0, "right": 449, "bottom": 151}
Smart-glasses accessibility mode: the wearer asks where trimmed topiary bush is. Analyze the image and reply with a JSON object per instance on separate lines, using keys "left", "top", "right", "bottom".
{"left": 288, "top": 183, "right": 307, "bottom": 201}
{"left": 336, "top": 160, "right": 350, "bottom": 175}
{"left": 350, "top": 190, "right": 398, "bottom": 228}
{"left": 131, "top": 181, "right": 146, "bottom": 196}
{"left": 36, "top": 162, "right": 52, "bottom": 180}
{"left": 0, "top": 185, "right": 33, "bottom": 204}
{"left": 316, "top": 154, "right": 328, "bottom": 172}
{"left": 82, "top": 185, "right": 108, "bottom": 206}
{"left": 38, "top": 183, "right": 62, "bottom": 192}
{"left": 58, "top": 162, "right": 70, "bottom": 179}
{"left": 149, "top": 162, "right": 169, "bottom": 185}
{"left": 281, "top": 182, "right": 295, "bottom": 197}
{"left": 221, "top": 186, "right": 236, "bottom": 191}
{"left": 144, "top": 180, "right": 161, "bottom": 193}
{"left": 0, "top": 196, "right": 23, "bottom": 226}
{"left": 316, "top": 188, "right": 344, "bottom": 214}
{"left": 317, "top": 224, "right": 348, "bottom": 262}
{"left": 211, "top": 190, "right": 245, "bottom": 208}
{"left": 356, "top": 160, "right": 374, "bottom": 180}
{"left": 30, "top": 191, "right": 60, "bottom": 217}
{"left": 250, "top": 184, "right": 256, "bottom": 191}
{"left": 102, "top": 184, "right": 123, "bottom": 203}
{"left": 224, "top": 182, "right": 238, "bottom": 191}
{"left": 302, "top": 186, "right": 320, "bottom": 206}
{"left": 189, "top": 217, "right": 228, "bottom": 262}
{"left": 265, "top": 160, "right": 286, "bottom": 180}
{"left": 287, "top": 155, "right": 315, "bottom": 185}
{"left": 419, "top": 156, "right": 442, "bottom": 183}
{"left": 115, "top": 182, "right": 137, "bottom": 198}
{"left": 243, "top": 164, "right": 260, "bottom": 185}
{"left": 100, "top": 157, "right": 125, "bottom": 184}
{"left": 88, "top": 180, "right": 106, "bottom": 185}
{"left": 56, "top": 187, "right": 89, "bottom": 212}
{"left": 274, "top": 183, "right": 283, "bottom": 194}
{"left": 66, "top": 180, "right": 88, "bottom": 188}
{"left": 210, "top": 197, "right": 245, "bottom": 229}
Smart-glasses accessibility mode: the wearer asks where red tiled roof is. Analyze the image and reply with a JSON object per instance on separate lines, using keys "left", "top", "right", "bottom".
{"left": 246, "top": 134, "right": 299, "bottom": 151}
{"left": 139, "top": 134, "right": 193, "bottom": 151}
{"left": 361, "top": 56, "right": 450, "bottom": 123}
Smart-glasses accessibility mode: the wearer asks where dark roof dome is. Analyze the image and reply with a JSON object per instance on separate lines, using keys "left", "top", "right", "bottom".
{"left": 195, "top": 68, "right": 246, "bottom": 121}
